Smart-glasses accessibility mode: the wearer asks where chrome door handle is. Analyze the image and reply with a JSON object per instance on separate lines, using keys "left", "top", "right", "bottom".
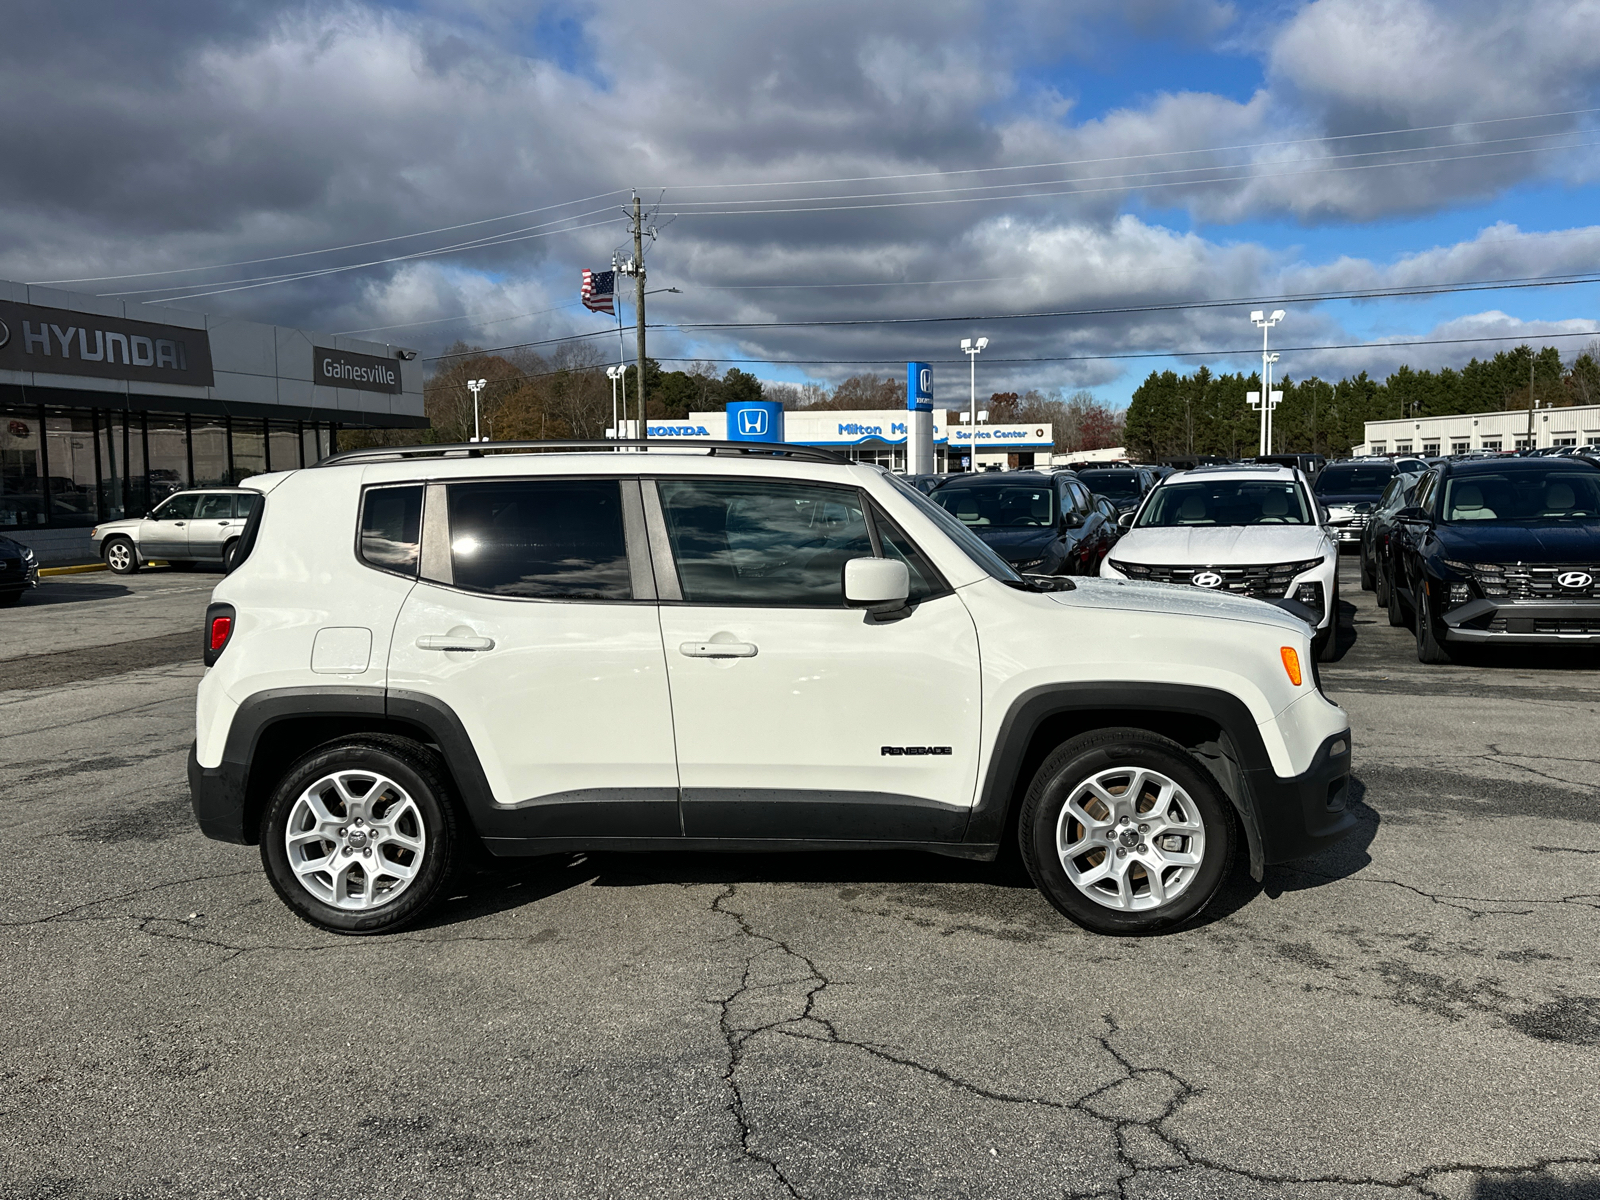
{"left": 679, "top": 641, "right": 757, "bottom": 658}
{"left": 416, "top": 634, "right": 496, "bottom": 652}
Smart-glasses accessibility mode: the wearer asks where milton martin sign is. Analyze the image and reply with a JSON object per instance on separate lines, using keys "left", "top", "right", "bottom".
{"left": 0, "top": 299, "right": 215, "bottom": 387}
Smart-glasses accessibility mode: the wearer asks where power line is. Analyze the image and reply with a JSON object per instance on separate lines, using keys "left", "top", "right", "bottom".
{"left": 124, "top": 216, "right": 625, "bottom": 305}
{"left": 659, "top": 129, "right": 1583, "bottom": 210}
{"left": 650, "top": 106, "right": 1600, "bottom": 191}
{"left": 28, "top": 189, "right": 632, "bottom": 286}
{"left": 664, "top": 139, "right": 1600, "bottom": 218}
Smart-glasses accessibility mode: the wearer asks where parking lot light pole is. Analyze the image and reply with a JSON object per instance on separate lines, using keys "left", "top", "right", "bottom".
{"left": 961, "top": 337, "right": 988, "bottom": 471}
{"left": 1250, "top": 310, "right": 1285, "bottom": 455}
{"left": 466, "top": 378, "right": 487, "bottom": 442}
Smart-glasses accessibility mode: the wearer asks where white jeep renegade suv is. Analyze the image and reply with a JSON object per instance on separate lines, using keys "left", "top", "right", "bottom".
{"left": 189, "top": 441, "right": 1355, "bottom": 936}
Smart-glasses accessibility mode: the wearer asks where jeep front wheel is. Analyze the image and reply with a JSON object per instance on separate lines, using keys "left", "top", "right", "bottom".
{"left": 261, "top": 736, "right": 461, "bottom": 934}
{"left": 1019, "top": 729, "right": 1235, "bottom": 935}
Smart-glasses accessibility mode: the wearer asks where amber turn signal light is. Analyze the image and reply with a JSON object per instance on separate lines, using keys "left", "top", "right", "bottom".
{"left": 1280, "top": 646, "right": 1303, "bottom": 687}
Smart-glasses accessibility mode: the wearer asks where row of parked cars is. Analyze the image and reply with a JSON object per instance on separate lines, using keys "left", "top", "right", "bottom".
{"left": 908, "top": 450, "right": 1600, "bottom": 665}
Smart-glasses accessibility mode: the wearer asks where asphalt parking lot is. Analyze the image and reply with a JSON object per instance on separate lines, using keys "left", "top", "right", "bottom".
{"left": 3, "top": 559, "right": 1598, "bottom": 1200}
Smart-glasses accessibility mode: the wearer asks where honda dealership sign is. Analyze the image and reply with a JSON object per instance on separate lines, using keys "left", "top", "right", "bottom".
{"left": 724, "top": 401, "right": 784, "bottom": 443}
{"left": 0, "top": 298, "right": 214, "bottom": 386}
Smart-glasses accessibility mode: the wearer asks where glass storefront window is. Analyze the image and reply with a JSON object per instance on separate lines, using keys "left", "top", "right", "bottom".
{"left": 302, "top": 423, "right": 324, "bottom": 466}
{"left": 0, "top": 412, "right": 47, "bottom": 528}
{"left": 191, "top": 418, "right": 228, "bottom": 487}
{"left": 145, "top": 415, "right": 189, "bottom": 505}
{"left": 126, "top": 416, "right": 151, "bottom": 517}
{"left": 231, "top": 419, "right": 266, "bottom": 483}
{"left": 268, "top": 421, "right": 300, "bottom": 472}
{"left": 96, "top": 413, "right": 126, "bottom": 521}
{"left": 46, "top": 415, "right": 98, "bottom": 526}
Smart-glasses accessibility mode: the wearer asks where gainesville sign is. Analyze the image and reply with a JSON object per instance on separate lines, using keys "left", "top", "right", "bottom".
{"left": 314, "top": 346, "right": 401, "bottom": 394}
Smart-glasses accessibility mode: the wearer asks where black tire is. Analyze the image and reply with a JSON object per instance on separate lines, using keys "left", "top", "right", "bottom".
{"left": 222, "top": 539, "right": 240, "bottom": 573}
{"left": 1018, "top": 728, "right": 1236, "bottom": 936}
{"left": 1359, "top": 548, "right": 1374, "bottom": 591}
{"left": 103, "top": 536, "right": 140, "bottom": 574}
{"left": 1387, "top": 558, "right": 1409, "bottom": 627}
{"left": 1315, "top": 575, "right": 1341, "bottom": 662}
{"left": 260, "top": 735, "right": 463, "bottom": 935}
{"left": 1415, "top": 582, "right": 1454, "bottom": 664}
{"left": 1374, "top": 553, "right": 1390, "bottom": 610}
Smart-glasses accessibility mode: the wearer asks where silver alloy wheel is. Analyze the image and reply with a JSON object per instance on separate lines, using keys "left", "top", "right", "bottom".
{"left": 106, "top": 541, "right": 132, "bottom": 571}
{"left": 284, "top": 770, "right": 427, "bottom": 910}
{"left": 1056, "top": 766, "right": 1207, "bottom": 911}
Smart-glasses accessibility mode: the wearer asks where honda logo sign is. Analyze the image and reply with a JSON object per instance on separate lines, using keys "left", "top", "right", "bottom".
{"left": 738, "top": 408, "right": 768, "bottom": 436}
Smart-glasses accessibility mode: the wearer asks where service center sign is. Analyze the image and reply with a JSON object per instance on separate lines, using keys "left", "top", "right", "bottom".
{"left": 0, "top": 299, "right": 215, "bottom": 387}
{"left": 314, "top": 346, "right": 402, "bottom": 394}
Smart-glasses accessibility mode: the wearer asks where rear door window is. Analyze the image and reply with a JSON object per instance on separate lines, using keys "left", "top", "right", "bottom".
{"left": 194, "top": 493, "right": 233, "bottom": 519}
{"left": 234, "top": 493, "right": 259, "bottom": 518}
{"left": 443, "top": 478, "right": 631, "bottom": 600}
{"left": 359, "top": 485, "right": 423, "bottom": 575}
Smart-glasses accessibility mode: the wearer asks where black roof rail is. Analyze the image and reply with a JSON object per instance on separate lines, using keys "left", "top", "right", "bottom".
{"left": 314, "top": 438, "right": 854, "bottom": 468}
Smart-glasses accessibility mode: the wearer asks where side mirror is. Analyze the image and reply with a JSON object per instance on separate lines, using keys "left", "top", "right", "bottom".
{"left": 145, "top": 510, "right": 157, "bottom": 519}
{"left": 1118, "top": 511, "right": 1136, "bottom": 530}
{"left": 1318, "top": 504, "right": 1331, "bottom": 523}
{"left": 844, "top": 558, "right": 910, "bottom": 612}
{"left": 1396, "top": 505, "right": 1429, "bottom": 523}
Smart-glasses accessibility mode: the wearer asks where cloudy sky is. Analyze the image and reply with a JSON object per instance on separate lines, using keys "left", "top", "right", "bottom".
{"left": 5, "top": 0, "right": 1600, "bottom": 404}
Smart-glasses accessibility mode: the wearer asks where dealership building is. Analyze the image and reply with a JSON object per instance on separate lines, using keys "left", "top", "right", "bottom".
{"left": 0, "top": 278, "right": 424, "bottom": 561}
{"left": 646, "top": 404, "right": 1054, "bottom": 472}
{"left": 1356, "top": 404, "right": 1600, "bottom": 456}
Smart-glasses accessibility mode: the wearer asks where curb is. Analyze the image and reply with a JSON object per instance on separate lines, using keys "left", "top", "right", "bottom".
{"left": 39, "top": 563, "right": 108, "bottom": 576}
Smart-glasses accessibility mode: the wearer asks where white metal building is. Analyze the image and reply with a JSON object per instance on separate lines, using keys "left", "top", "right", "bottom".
{"left": 1356, "top": 405, "right": 1600, "bottom": 456}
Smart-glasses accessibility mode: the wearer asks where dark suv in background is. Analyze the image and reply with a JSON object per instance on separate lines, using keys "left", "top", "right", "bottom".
{"left": 928, "top": 470, "right": 1115, "bottom": 574}
{"left": 1387, "top": 456, "right": 1600, "bottom": 662}
{"left": 1314, "top": 460, "right": 1424, "bottom": 548}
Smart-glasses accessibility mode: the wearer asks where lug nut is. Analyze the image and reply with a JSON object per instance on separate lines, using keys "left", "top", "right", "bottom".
{"left": 338, "top": 827, "right": 347, "bottom": 837}
{"left": 1136, "top": 843, "right": 1147, "bottom": 853}
{"left": 344, "top": 847, "right": 353, "bottom": 856}
{"left": 1138, "top": 824, "right": 1148, "bottom": 833}
{"left": 355, "top": 818, "right": 364, "bottom": 826}
{"left": 362, "top": 848, "right": 372, "bottom": 857}
{"left": 1117, "top": 848, "right": 1127, "bottom": 858}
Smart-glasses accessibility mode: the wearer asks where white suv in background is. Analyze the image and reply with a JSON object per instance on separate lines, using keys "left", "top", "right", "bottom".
{"left": 1100, "top": 464, "right": 1341, "bottom": 661}
{"left": 91, "top": 487, "right": 261, "bottom": 573}
{"left": 189, "top": 442, "right": 1354, "bottom": 937}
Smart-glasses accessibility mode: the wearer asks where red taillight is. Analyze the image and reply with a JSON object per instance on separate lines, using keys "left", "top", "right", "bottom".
{"left": 210, "top": 616, "right": 232, "bottom": 652}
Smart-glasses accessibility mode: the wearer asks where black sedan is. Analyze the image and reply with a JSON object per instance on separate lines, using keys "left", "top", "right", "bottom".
{"left": 1387, "top": 456, "right": 1600, "bottom": 662}
{"left": 927, "top": 471, "right": 1115, "bottom": 575}
{"left": 1078, "top": 466, "right": 1155, "bottom": 516}
{"left": 0, "top": 533, "right": 41, "bottom": 605}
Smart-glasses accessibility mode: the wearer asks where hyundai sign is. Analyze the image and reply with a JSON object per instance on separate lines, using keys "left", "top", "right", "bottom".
{"left": 724, "top": 400, "right": 784, "bottom": 443}
{"left": 907, "top": 362, "right": 933, "bottom": 412}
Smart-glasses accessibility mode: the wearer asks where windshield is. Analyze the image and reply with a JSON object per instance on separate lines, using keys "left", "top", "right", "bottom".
{"left": 883, "top": 474, "right": 1023, "bottom": 582}
{"left": 1315, "top": 465, "right": 1394, "bottom": 494}
{"left": 1137, "top": 480, "right": 1313, "bottom": 527}
{"left": 1085, "top": 472, "right": 1142, "bottom": 499}
{"left": 929, "top": 481, "right": 1056, "bottom": 527}
{"left": 1441, "top": 469, "right": 1600, "bottom": 522}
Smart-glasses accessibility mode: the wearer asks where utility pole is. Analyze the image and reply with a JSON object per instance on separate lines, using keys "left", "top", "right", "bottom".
{"left": 1526, "top": 347, "right": 1536, "bottom": 451}
{"left": 631, "top": 194, "right": 647, "bottom": 444}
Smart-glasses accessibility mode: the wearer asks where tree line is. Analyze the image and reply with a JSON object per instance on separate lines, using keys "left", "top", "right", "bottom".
{"left": 1124, "top": 343, "right": 1600, "bottom": 460}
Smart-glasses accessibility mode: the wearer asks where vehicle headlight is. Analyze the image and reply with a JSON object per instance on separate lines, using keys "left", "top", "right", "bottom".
{"left": 1439, "top": 560, "right": 1478, "bottom": 577}
{"left": 1326, "top": 506, "right": 1353, "bottom": 521}
{"left": 22, "top": 547, "right": 36, "bottom": 563}
{"left": 1108, "top": 560, "right": 1149, "bottom": 577}
{"left": 89, "top": 527, "right": 99, "bottom": 538}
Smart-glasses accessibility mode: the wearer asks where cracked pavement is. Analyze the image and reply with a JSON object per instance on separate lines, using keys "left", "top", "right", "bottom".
{"left": 2, "top": 561, "right": 1599, "bottom": 1199}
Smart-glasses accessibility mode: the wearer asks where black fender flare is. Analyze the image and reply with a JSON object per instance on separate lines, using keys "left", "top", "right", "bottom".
{"left": 962, "top": 682, "right": 1275, "bottom": 877}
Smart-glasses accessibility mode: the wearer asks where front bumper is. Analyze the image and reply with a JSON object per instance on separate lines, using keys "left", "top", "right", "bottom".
{"left": 1244, "top": 730, "right": 1357, "bottom": 864}
{"left": 1442, "top": 598, "right": 1600, "bottom": 643}
{"left": 188, "top": 742, "right": 253, "bottom": 844}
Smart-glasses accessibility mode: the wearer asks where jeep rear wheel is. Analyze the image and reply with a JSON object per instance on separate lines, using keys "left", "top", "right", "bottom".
{"left": 261, "top": 735, "right": 462, "bottom": 935}
{"left": 1019, "top": 728, "right": 1235, "bottom": 935}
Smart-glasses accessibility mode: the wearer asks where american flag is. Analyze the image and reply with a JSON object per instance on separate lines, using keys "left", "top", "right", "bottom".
{"left": 581, "top": 268, "right": 615, "bottom": 315}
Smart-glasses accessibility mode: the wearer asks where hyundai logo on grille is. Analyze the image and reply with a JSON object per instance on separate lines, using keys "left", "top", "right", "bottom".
{"left": 738, "top": 408, "right": 769, "bottom": 436}
{"left": 1557, "top": 570, "right": 1594, "bottom": 589}
{"left": 1191, "top": 571, "right": 1224, "bottom": 589}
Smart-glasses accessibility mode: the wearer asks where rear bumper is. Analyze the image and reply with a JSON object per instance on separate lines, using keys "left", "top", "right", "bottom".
{"left": 188, "top": 741, "right": 253, "bottom": 844}
{"left": 1443, "top": 598, "right": 1600, "bottom": 643}
{"left": 1244, "top": 730, "right": 1357, "bottom": 864}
